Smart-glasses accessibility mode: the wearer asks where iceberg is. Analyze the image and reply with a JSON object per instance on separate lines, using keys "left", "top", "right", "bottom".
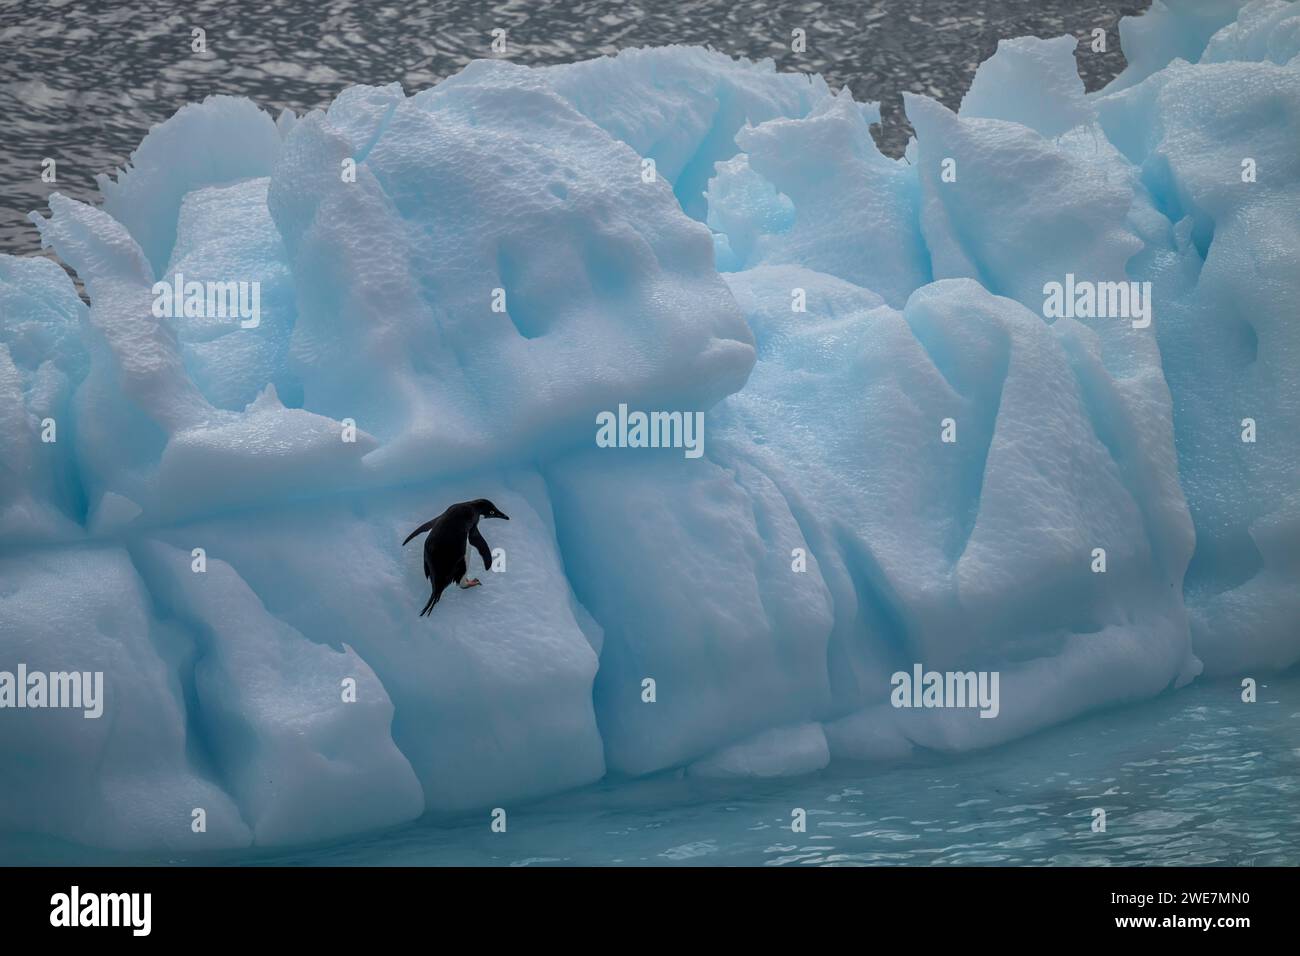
{"left": 1, "top": 0, "right": 1297, "bottom": 852}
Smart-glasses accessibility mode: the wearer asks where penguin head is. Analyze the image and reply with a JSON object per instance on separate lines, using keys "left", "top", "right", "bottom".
{"left": 473, "top": 498, "right": 510, "bottom": 520}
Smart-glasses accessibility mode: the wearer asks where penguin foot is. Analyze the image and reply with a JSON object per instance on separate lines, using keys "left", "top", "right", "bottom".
{"left": 459, "top": 578, "right": 481, "bottom": 589}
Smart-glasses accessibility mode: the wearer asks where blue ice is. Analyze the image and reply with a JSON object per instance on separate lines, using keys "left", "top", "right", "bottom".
{"left": 1, "top": 0, "right": 1297, "bottom": 851}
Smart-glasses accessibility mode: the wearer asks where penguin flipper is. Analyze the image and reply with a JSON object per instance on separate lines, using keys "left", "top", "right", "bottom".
{"left": 403, "top": 518, "right": 438, "bottom": 546}
{"left": 468, "top": 527, "right": 493, "bottom": 570}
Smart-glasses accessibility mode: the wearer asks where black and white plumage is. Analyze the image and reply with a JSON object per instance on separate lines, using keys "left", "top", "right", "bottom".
{"left": 402, "top": 498, "right": 509, "bottom": 616}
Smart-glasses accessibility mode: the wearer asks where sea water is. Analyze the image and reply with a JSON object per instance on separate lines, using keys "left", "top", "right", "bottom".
{"left": 7, "top": 672, "right": 1293, "bottom": 866}
{"left": 260, "top": 673, "right": 1300, "bottom": 867}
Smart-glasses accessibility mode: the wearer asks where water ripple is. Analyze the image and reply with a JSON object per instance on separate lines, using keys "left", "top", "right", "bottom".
{"left": 1, "top": 0, "right": 1147, "bottom": 257}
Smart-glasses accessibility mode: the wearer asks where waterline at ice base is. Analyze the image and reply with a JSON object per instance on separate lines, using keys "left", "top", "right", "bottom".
{"left": 1, "top": 0, "right": 1298, "bottom": 858}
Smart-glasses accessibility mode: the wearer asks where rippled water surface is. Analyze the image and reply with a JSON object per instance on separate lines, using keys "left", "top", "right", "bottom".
{"left": 11, "top": 673, "right": 1296, "bottom": 866}
{"left": 1, "top": 0, "right": 1148, "bottom": 256}
{"left": 256, "top": 673, "right": 1300, "bottom": 866}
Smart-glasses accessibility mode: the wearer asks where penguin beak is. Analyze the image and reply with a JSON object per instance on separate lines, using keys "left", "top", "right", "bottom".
{"left": 498, "top": 511, "right": 510, "bottom": 520}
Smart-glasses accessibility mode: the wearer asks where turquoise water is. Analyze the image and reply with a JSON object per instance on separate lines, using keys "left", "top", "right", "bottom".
{"left": 261, "top": 672, "right": 1300, "bottom": 866}
{"left": 8, "top": 673, "right": 1297, "bottom": 866}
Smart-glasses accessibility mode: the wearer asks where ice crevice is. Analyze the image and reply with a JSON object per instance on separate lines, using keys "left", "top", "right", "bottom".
{"left": 1, "top": 0, "right": 1298, "bottom": 850}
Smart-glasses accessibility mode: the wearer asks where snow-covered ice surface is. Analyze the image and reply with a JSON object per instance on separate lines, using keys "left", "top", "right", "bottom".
{"left": 1, "top": 0, "right": 1298, "bottom": 854}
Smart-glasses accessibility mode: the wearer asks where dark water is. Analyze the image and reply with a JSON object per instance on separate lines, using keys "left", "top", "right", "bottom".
{"left": 7, "top": 673, "right": 1297, "bottom": 866}
{"left": 0, "top": 0, "right": 1148, "bottom": 258}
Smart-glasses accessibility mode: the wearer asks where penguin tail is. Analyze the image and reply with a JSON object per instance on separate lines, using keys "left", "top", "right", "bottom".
{"left": 403, "top": 518, "right": 437, "bottom": 546}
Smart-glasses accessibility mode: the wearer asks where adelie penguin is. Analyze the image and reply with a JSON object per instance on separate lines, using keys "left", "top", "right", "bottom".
{"left": 403, "top": 499, "right": 509, "bottom": 616}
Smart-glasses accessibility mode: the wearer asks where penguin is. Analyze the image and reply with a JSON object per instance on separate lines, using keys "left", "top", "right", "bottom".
{"left": 403, "top": 499, "right": 510, "bottom": 616}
